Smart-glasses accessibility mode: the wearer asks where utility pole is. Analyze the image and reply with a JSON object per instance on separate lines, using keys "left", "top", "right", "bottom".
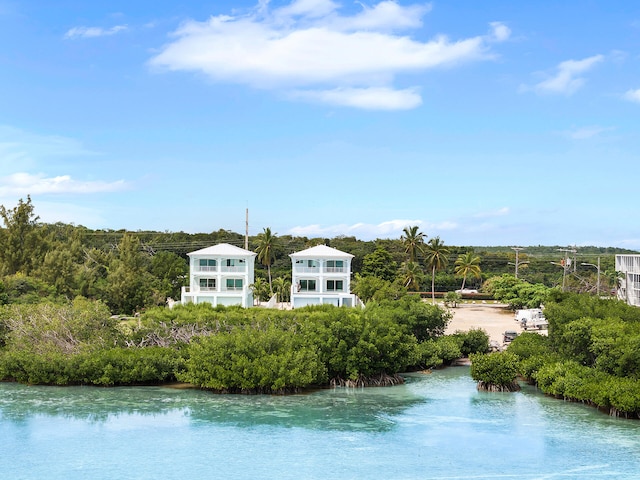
{"left": 556, "top": 247, "right": 577, "bottom": 292}
{"left": 244, "top": 208, "right": 249, "bottom": 250}
{"left": 581, "top": 257, "right": 601, "bottom": 296}
{"left": 509, "top": 247, "right": 526, "bottom": 278}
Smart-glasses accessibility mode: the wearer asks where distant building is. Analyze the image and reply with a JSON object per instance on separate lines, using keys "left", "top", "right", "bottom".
{"left": 289, "top": 245, "right": 359, "bottom": 308}
{"left": 615, "top": 254, "right": 640, "bottom": 307}
{"left": 181, "top": 243, "right": 256, "bottom": 308}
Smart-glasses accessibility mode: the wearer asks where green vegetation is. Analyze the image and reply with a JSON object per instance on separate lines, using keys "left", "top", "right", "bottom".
{"left": 0, "top": 198, "right": 630, "bottom": 313}
{"left": 471, "top": 293, "right": 640, "bottom": 418}
{"left": 1, "top": 196, "right": 639, "bottom": 410}
{"left": 0, "top": 297, "right": 491, "bottom": 393}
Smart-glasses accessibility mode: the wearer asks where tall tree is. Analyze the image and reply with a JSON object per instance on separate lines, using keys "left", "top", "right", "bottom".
{"left": 400, "top": 225, "right": 426, "bottom": 263}
{"left": 0, "top": 196, "right": 44, "bottom": 276}
{"left": 361, "top": 246, "right": 397, "bottom": 281}
{"left": 424, "top": 236, "right": 450, "bottom": 303}
{"left": 398, "top": 261, "right": 425, "bottom": 291}
{"left": 255, "top": 227, "right": 277, "bottom": 295}
{"left": 454, "top": 251, "right": 482, "bottom": 290}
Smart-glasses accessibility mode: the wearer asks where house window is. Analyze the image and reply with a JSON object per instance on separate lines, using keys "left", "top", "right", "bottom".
{"left": 199, "top": 278, "right": 216, "bottom": 290}
{"left": 198, "top": 259, "right": 217, "bottom": 271}
{"left": 298, "top": 279, "right": 316, "bottom": 292}
{"left": 226, "top": 278, "right": 243, "bottom": 290}
{"left": 326, "top": 280, "right": 344, "bottom": 291}
{"left": 226, "top": 259, "right": 245, "bottom": 267}
{"left": 326, "top": 260, "right": 344, "bottom": 272}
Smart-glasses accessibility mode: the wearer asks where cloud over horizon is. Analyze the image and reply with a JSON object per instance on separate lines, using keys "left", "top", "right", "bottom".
{"left": 149, "top": 0, "right": 510, "bottom": 110}
{"left": 522, "top": 54, "right": 603, "bottom": 96}
{"left": 0, "top": 172, "right": 128, "bottom": 196}
{"left": 64, "top": 25, "right": 128, "bottom": 39}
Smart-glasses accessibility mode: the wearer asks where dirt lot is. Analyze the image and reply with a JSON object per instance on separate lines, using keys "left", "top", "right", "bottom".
{"left": 444, "top": 302, "right": 522, "bottom": 345}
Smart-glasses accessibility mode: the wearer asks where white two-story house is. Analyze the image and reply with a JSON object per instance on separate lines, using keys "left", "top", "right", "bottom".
{"left": 181, "top": 243, "right": 256, "bottom": 308}
{"left": 289, "top": 245, "right": 358, "bottom": 308}
{"left": 616, "top": 254, "right": 640, "bottom": 307}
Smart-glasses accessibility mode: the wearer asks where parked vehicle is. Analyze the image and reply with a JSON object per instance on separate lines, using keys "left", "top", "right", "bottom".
{"left": 515, "top": 308, "right": 548, "bottom": 330}
{"left": 503, "top": 330, "right": 518, "bottom": 345}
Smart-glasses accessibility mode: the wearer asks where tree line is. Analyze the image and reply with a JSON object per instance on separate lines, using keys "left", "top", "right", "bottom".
{"left": 0, "top": 295, "right": 491, "bottom": 392}
{"left": 0, "top": 197, "right": 629, "bottom": 314}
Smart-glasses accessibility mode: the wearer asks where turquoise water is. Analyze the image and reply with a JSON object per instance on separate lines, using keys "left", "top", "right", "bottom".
{"left": 2, "top": 367, "right": 639, "bottom": 479}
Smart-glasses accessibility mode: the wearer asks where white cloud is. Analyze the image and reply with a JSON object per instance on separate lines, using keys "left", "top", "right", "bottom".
{"left": 623, "top": 88, "right": 640, "bottom": 103}
{"left": 489, "top": 21, "right": 511, "bottom": 42}
{"left": 0, "top": 173, "right": 128, "bottom": 196}
{"left": 64, "top": 25, "right": 128, "bottom": 39}
{"left": 563, "top": 125, "right": 614, "bottom": 140}
{"left": 527, "top": 54, "right": 603, "bottom": 95}
{"left": 288, "top": 219, "right": 424, "bottom": 239}
{"left": 149, "top": 1, "right": 509, "bottom": 110}
{"left": 289, "top": 86, "right": 422, "bottom": 109}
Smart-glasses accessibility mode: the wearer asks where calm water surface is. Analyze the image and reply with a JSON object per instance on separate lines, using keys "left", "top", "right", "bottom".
{"left": 1, "top": 367, "right": 639, "bottom": 479}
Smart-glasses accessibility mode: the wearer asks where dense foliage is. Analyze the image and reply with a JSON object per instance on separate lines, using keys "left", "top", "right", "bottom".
{"left": 0, "top": 297, "right": 492, "bottom": 392}
{"left": 0, "top": 198, "right": 629, "bottom": 315}
{"left": 470, "top": 352, "right": 520, "bottom": 391}
{"left": 499, "top": 293, "right": 640, "bottom": 418}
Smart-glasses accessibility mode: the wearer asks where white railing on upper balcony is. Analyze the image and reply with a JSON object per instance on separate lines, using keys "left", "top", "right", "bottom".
{"left": 196, "top": 266, "right": 217, "bottom": 272}
{"left": 324, "top": 266, "right": 345, "bottom": 273}
{"left": 221, "top": 266, "right": 246, "bottom": 272}
{"left": 294, "top": 266, "right": 320, "bottom": 273}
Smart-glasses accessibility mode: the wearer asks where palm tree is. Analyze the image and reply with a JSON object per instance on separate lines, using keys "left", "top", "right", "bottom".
{"left": 398, "top": 261, "right": 425, "bottom": 291}
{"left": 249, "top": 277, "right": 269, "bottom": 305}
{"left": 272, "top": 277, "right": 291, "bottom": 306}
{"left": 401, "top": 225, "right": 426, "bottom": 263}
{"left": 255, "top": 227, "right": 277, "bottom": 295}
{"left": 454, "top": 251, "right": 482, "bottom": 291}
{"left": 424, "top": 236, "right": 450, "bottom": 303}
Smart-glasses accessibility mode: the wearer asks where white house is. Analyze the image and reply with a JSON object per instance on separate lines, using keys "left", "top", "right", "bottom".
{"left": 181, "top": 243, "right": 256, "bottom": 308}
{"left": 289, "top": 245, "right": 359, "bottom": 308}
{"left": 616, "top": 254, "right": 640, "bottom": 307}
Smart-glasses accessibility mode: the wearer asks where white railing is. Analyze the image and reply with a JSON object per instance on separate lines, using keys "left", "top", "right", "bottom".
{"left": 199, "top": 287, "right": 217, "bottom": 292}
{"left": 196, "top": 266, "right": 217, "bottom": 272}
{"left": 221, "top": 266, "right": 246, "bottom": 272}
{"left": 294, "top": 267, "right": 320, "bottom": 274}
{"left": 324, "top": 267, "right": 345, "bottom": 273}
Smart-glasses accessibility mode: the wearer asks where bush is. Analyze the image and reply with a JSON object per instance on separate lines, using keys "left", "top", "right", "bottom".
{"left": 470, "top": 352, "right": 520, "bottom": 391}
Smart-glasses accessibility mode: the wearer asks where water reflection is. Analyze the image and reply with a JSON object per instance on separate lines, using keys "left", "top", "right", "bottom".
{"left": 2, "top": 369, "right": 640, "bottom": 480}
{"left": 0, "top": 379, "right": 427, "bottom": 432}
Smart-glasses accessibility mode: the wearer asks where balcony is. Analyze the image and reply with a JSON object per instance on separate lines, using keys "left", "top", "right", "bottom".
{"left": 221, "top": 265, "right": 247, "bottom": 273}
{"left": 324, "top": 267, "right": 345, "bottom": 273}
{"left": 196, "top": 266, "right": 218, "bottom": 272}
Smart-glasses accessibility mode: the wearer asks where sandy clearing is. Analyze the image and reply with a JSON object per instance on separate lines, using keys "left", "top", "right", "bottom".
{"left": 443, "top": 302, "right": 523, "bottom": 345}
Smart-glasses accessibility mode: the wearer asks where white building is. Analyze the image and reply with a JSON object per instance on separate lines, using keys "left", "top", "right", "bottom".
{"left": 181, "top": 243, "right": 256, "bottom": 308}
{"left": 289, "top": 245, "right": 359, "bottom": 308}
{"left": 616, "top": 254, "right": 640, "bottom": 307}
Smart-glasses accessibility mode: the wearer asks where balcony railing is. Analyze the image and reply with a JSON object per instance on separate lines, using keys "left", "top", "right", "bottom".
{"left": 325, "top": 267, "right": 345, "bottom": 273}
{"left": 221, "top": 266, "right": 247, "bottom": 272}
{"left": 196, "top": 266, "right": 218, "bottom": 272}
{"left": 294, "top": 266, "right": 320, "bottom": 273}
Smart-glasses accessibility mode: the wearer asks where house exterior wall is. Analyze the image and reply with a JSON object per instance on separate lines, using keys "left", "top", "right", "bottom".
{"left": 181, "top": 244, "right": 256, "bottom": 308}
{"left": 616, "top": 254, "right": 640, "bottom": 307}
{"left": 289, "top": 245, "right": 359, "bottom": 308}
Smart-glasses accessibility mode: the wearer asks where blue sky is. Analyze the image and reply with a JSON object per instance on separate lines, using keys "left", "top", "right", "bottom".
{"left": 1, "top": 1, "right": 639, "bottom": 248}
